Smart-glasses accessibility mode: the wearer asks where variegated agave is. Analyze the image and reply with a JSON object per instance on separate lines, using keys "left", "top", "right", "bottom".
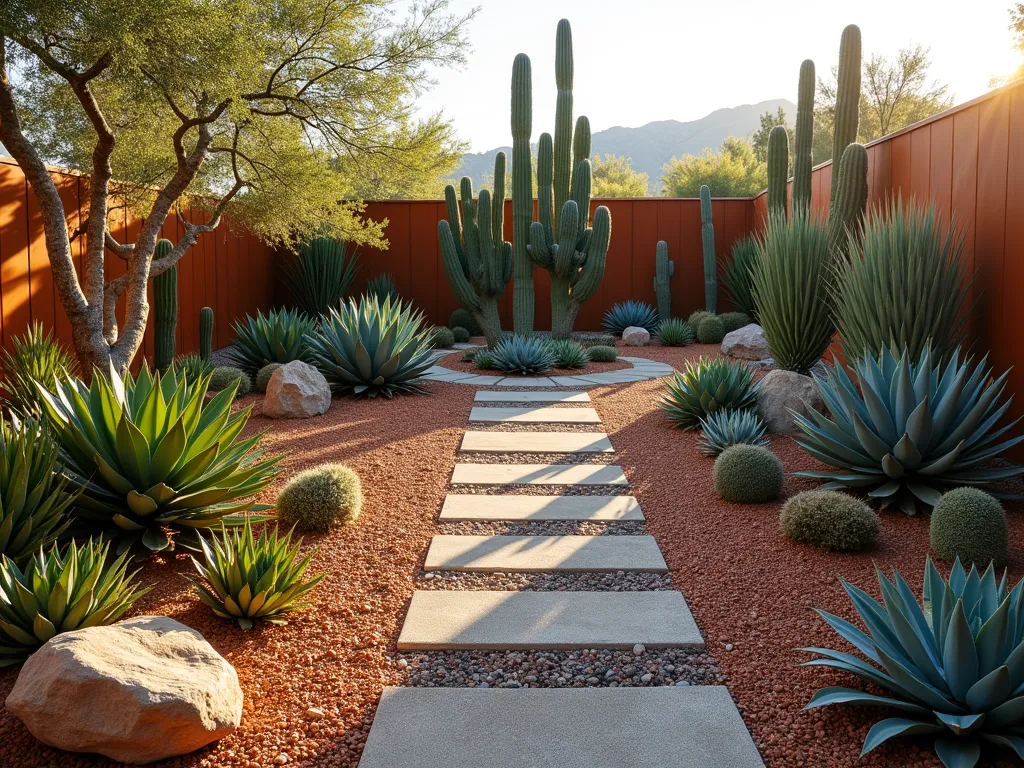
{"left": 803, "top": 558, "right": 1024, "bottom": 767}
{"left": 794, "top": 345, "right": 1024, "bottom": 514}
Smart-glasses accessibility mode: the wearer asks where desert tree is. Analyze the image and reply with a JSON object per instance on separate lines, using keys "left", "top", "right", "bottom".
{"left": 590, "top": 153, "right": 648, "bottom": 197}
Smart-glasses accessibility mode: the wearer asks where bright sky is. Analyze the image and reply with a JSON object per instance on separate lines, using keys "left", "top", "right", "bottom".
{"left": 416, "top": 0, "right": 1021, "bottom": 152}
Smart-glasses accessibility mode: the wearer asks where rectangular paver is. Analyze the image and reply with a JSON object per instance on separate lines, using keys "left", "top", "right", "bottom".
{"left": 397, "top": 590, "right": 703, "bottom": 649}
{"left": 451, "top": 463, "right": 627, "bottom": 485}
{"left": 439, "top": 494, "right": 644, "bottom": 521}
{"left": 460, "top": 431, "right": 613, "bottom": 453}
{"left": 468, "top": 406, "right": 601, "bottom": 423}
{"left": 495, "top": 377, "right": 556, "bottom": 387}
{"left": 360, "top": 686, "right": 765, "bottom": 768}
{"left": 474, "top": 390, "right": 590, "bottom": 403}
{"left": 424, "top": 535, "right": 667, "bottom": 572}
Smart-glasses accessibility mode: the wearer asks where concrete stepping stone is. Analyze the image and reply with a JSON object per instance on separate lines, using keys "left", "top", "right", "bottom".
{"left": 397, "top": 590, "right": 702, "bottom": 650}
{"left": 495, "top": 377, "right": 556, "bottom": 387}
{"left": 468, "top": 406, "right": 601, "bottom": 423}
{"left": 474, "top": 390, "right": 590, "bottom": 403}
{"left": 460, "top": 431, "right": 613, "bottom": 453}
{"left": 360, "top": 686, "right": 765, "bottom": 768}
{"left": 424, "top": 535, "right": 667, "bottom": 572}
{"left": 451, "top": 463, "right": 627, "bottom": 486}
{"left": 439, "top": 494, "right": 644, "bottom": 521}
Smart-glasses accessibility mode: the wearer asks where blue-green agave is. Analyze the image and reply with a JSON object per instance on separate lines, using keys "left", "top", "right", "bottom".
{"left": 697, "top": 409, "right": 769, "bottom": 456}
{"left": 490, "top": 336, "right": 556, "bottom": 375}
{"left": 803, "top": 558, "right": 1024, "bottom": 767}
{"left": 602, "top": 300, "right": 659, "bottom": 335}
{"left": 228, "top": 308, "right": 316, "bottom": 375}
{"left": 793, "top": 344, "right": 1024, "bottom": 515}
{"left": 661, "top": 357, "right": 758, "bottom": 430}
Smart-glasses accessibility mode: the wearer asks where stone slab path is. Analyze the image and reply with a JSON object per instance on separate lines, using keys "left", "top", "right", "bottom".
{"left": 424, "top": 534, "right": 667, "bottom": 572}
{"left": 439, "top": 494, "right": 644, "bottom": 521}
{"left": 474, "top": 389, "right": 590, "bottom": 402}
{"left": 416, "top": 352, "right": 676, "bottom": 389}
{"left": 451, "top": 463, "right": 628, "bottom": 486}
{"left": 359, "top": 686, "right": 765, "bottom": 768}
{"left": 459, "top": 431, "right": 614, "bottom": 453}
{"left": 468, "top": 406, "right": 601, "bottom": 423}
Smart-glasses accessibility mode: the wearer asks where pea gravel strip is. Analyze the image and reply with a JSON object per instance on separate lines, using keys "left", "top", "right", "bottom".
{"left": 438, "top": 520, "right": 647, "bottom": 536}
{"left": 416, "top": 570, "right": 673, "bottom": 592}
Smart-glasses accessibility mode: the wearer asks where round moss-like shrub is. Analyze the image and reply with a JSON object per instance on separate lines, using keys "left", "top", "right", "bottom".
{"left": 276, "top": 463, "right": 363, "bottom": 532}
{"left": 210, "top": 366, "right": 252, "bottom": 395}
{"left": 448, "top": 308, "right": 480, "bottom": 336}
{"left": 687, "top": 310, "right": 713, "bottom": 330}
{"left": 587, "top": 345, "right": 618, "bottom": 363}
{"left": 431, "top": 326, "right": 455, "bottom": 348}
{"left": 713, "top": 444, "right": 783, "bottom": 503}
{"left": 930, "top": 487, "right": 1008, "bottom": 567}
{"left": 256, "top": 362, "right": 283, "bottom": 393}
{"left": 696, "top": 316, "right": 726, "bottom": 344}
{"left": 780, "top": 490, "right": 880, "bottom": 551}
{"left": 452, "top": 326, "right": 470, "bottom": 343}
{"left": 719, "top": 311, "right": 752, "bottom": 334}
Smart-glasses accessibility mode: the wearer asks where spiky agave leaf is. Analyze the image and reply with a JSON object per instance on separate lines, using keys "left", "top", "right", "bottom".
{"left": 660, "top": 357, "right": 758, "bottom": 430}
{"left": 36, "top": 364, "right": 283, "bottom": 553}
{"left": 0, "top": 321, "right": 79, "bottom": 418}
{"left": 656, "top": 318, "right": 695, "bottom": 347}
{"left": 602, "top": 300, "right": 659, "bottom": 335}
{"left": 172, "top": 353, "right": 213, "bottom": 381}
{"left": 547, "top": 339, "right": 589, "bottom": 369}
{"left": 490, "top": 336, "right": 557, "bottom": 375}
{"left": 187, "top": 520, "right": 324, "bottom": 630}
{"left": 284, "top": 237, "right": 359, "bottom": 317}
{"left": 228, "top": 308, "right": 317, "bottom": 375}
{"left": 793, "top": 344, "right": 1024, "bottom": 514}
{"left": 802, "top": 557, "right": 1024, "bottom": 768}
{"left": 697, "top": 409, "right": 769, "bottom": 456}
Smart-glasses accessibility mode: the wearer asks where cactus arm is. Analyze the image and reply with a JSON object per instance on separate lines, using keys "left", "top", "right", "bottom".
{"left": 792, "top": 59, "right": 815, "bottom": 214}
{"left": 443, "top": 184, "right": 466, "bottom": 272}
{"left": 500, "top": 241, "right": 513, "bottom": 285}
{"left": 700, "top": 185, "right": 717, "bottom": 314}
{"left": 572, "top": 115, "right": 591, "bottom": 196}
{"left": 828, "top": 143, "right": 869, "bottom": 258}
{"left": 654, "top": 240, "right": 672, "bottom": 320}
{"left": 553, "top": 18, "right": 574, "bottom": 229}
{"left": 491, "top": 152, "right": 506, "bottom": 249}
{"left": 511, "top": 52, "right": 534, "bottom": 334}
{"left": 766, "top": 125, "right": 790, "bottom": 220}
{"left": 478, "top": 189, "right": 496, "bottom": 292}
{"left": 529, "top": 221, "right": 554, "bottom": 270}
{"left": 571, "top": 158, "right": 592, "bottom": 238}
{"left": 829, "top": 24, "right": 862, "bottom": 210}
{"left": 439, "top": 221, "right": 482, "bottom": 313}
{"left": 571, "top": 205, "right": 609, "bottom": 304}
{"left": 537, "top": 132, "right": 554, "bottom": 247}
{"left": 554, "top": 201, "right": 579, "bottom": 277}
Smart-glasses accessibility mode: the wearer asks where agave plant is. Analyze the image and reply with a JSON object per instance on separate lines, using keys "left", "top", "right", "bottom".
{"left": 172, "top": 353, "right": 213, "bottom": 382}
{"left": 490, "top": 336, "right": 556, "bottom": 375}
{"left": 656, "top": 318, "right": 695, "bottom": 347}
{"left": 366, "top": 272, "right": 400, "bottom": 304}
{"left": 0, "top": 322, "right": 79, "bottom": 417}
{"left": 803, "top": 558, "right": 1024, "bottom": 767}
{"left": 284, "top": 237, "right": 359, "bottom": 317}
{"left": 308, "top": 294, "right": 434, "bottom": 398}
{"left": 720, "top": 235, "right": 759, "bottom": 321}
{"left": 0, "top": 417, "right": 77, "bottom": 562}
{"left": 38, "top": 364, "right": 282, "bottom": 553}
{"left": 697, "top": 409, "right": 769, "bottom": 456}
{"left": 0, "top": 538, "right": 149, "bottom": 665}
{"left": 187, "top": 520, "right": 323, "bottom": 630}
{"left": 547, "top": 339, "right": 589, "bottom": 369}
{"left": 228, "top": 308, "right": 316, "bottom": 375}
{"left": 602, "top": 300, "right": 659, "bottom": 335}
{"left": 793, "top": 344, "right": 1024, "bottom": 515}
{"left": 661, "top": 357, "right": 758, "bottom": 430}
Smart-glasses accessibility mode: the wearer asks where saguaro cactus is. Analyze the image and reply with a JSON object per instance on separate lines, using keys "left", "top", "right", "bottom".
{"left": 511, "top": 53, "right": 534, "bottom": 335}
{"left": 653, "top": 241, "right": 673, "bottom": 320}
{"left": 438, "top": 154, "right": 513, "bottom": 348}
{"left": 792, "top": 59, "right": 815, "bottom": 213}
{"left": 766, "top": 126, "right": 789, "bottom": 220}
{"left": 199, "top": 306, "right": 214, "bottom": 362}
{"left": 829, "top": 24, "right": 862, "bottom": 210}
{"left": 827, "top": 143, "right": 869, "bottom": 257}
{"left": 700, "top": 185, "right": 717, "bottom": 314}
{"left": 152, "top": 239, "right": 177, "bottom": 372}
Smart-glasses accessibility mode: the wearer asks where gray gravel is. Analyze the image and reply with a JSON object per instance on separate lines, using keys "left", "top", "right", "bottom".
{"left": 439, "top": 520, "right": 646, "bottom": 536}
{"left": 468, "top": 423, "right": 605, "bottom": 433}
{"left": 416, "top": 570, "right": 673, "bottom": 592}
{"left": 456, "top": 452, "right": 619, "bottom": 466}
{"left": 450, "top": 484, "right": 632, "bottom": 496}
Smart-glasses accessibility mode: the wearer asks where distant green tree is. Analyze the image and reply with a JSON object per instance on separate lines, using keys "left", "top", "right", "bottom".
{"left": 991, "top": 4, "right": 1024, "bottom": 86}
{"left": 750, "top": 107, "right": 794, "bottom": 165}
{"left": 660, "top": 137, "right": 767, "bottom": 198}
{"left": 591, "top": 154, "right": 648, "bottom": 197}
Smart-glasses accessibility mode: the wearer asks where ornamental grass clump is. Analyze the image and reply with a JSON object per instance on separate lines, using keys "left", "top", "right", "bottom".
{"left": 228, "top": 308, "right": 316, "bottom": 375}
{"left": 587, "top": 345, "right": 618, "bottom": 363}
{"left": 793, "top": 344, "right": 1024, "bottom": 515}
{"left": 283, "top": 237, "right": 359, "bottom": 317}
{"left": 0, "top": 538, "right": 149, "bottom": 665}
{"left": 661, "top": 357, "right": 757, "bottom": 430}
{"left": 656, "top": 318, "right": 694, "bottom": 347}
{"left": 720, "top": 235, "right": 759, "bottom": 321}
{"left": 276, "top": 464, "right": 363, "bottom": 532}
{"left": 930, "top": 488, "right": 1008, "bottom": 568}
{"left": 697, "top": 409, "right": 769, "bottom": 456}
{"left": 0, "top": 322, "right": 78, "bottom": 418}
{"left": 803, "top": 557, "right": 1024, "bottom": 768}
{"left": 602, "top": 301, "right": 658, "bottom": 335}
{"left": 696, "top": 316, "right": 725, "bottom": 344}
{"left": 188, "top": 520, "right": 323, "bottom": 630}
{"left": 780, "top": 490, "right": 880, "bottom": 551}
{"left": 490, "top": 336, "right": 556, "bottom": 375}
{"left": 713, "top": 444, "right": 783, "bottom": 503}
{"left": 548, "top": 339, "right": 589, "bottom": 369}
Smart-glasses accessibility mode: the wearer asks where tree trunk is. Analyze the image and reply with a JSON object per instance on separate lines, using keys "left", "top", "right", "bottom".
{"left": 474, "top": 297, "right": 503, "bottom": 349}
{"left": 550, "top": 280, "right": 580, "bottom": 340}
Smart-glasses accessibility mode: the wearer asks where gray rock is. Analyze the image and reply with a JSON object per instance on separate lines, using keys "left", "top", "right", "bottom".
{"left": 264, "top": 360, "right": 331, "bottom": 419}
{"left": 756, "top": 369, "right": 824, "bottom": 434}
{"left": 6, "top": 616, "right": 242, "bottom": 764}
{"left": 721, "top": 324, "right": 770, "bottom": 360}
{"left": 746, "top": 358, "right": 775, "bottom": 371}
{"left": 621, "top": 326, "right": 650, "bottom": 347}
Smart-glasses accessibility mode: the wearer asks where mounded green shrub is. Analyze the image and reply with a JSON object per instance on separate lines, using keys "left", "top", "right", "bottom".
{"left": 656, "top": 318, "right": 694, "bottom": 347}
{"left": 719, "top": 312, "right": 751, "bottom": 334}
{"left": 696, "top": 316, "right": 725, "bottom": 344}
{"left": 713, "top": 444, "right": 783, "bottom": 503}
{"left": 448, "top": 308, "right": 481, "bottom": 336}
{"left": 930, "top": 487, "right": 1008, "bottom": 568}
{"left": 587, "top": 345, "right": 618, "bottom": 363}
{"left": 276, "top": 463, "right": 363, "bottom": 532}
{"left": 452, "top": 326, "right": 471, "bottom": 343}
{"left": 431, "top": 326, "right": 456, "bottom": 349}
{"left": 256, "top": 363, "right": 284, "bottom": 393}
{"left": 210, "top": 366, "right": 252, "bottom": 396}
{"left": 687, "top": 310, "right": 712, "bottom": 330}
{"left": 779, "top": 490, "right": 880, "bottom": 551}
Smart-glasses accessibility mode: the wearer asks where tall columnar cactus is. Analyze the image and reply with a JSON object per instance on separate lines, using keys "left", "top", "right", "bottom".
{"left": 827, "top": 143, "right": 869, "bottom": 257}
{"left": 792, "top": 59, "right": 815, "bottom": 213}
{"left": 553, "top": 19, "right": 574, "bottom": 227}
{"left": 766, "top": 126, "right": 789, "bottom": 220}
{"left": 438, "top": 154, "right": 513, "bottom": 348}
{"left": 511, "top": 53, "right": 534, "bottom": 335}
{"left": 152, "top": 239, "right": 177, "bottom": 372}
{"left": 653, "top": 240, "right": 673, "bottom": 320}
{"left": 199, "top": 306, "right": 214, "bottom": 362}
{"left": 699, "top": 185, "right": 717, "bottom": 314}
{"left": 829, "top": 24, "right": 862, "bottom": 210}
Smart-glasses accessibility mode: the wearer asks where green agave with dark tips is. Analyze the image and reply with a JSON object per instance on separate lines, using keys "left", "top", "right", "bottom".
{"left": 228, "top": 308, "right": 316, "bottom": 375}
{"left": 697, "top": 409, "right": 769, "bottom": 456}
{"left": 803, "top": 557, "right": 1024, "bottom": 768}
{"left": 660, "top": 357, "right": 758, "bottom": 430}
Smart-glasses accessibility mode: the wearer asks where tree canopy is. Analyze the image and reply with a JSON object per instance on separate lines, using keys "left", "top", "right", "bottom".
{"left": 590, "top": 154, "right": 648, "bottom": 197}
{"left": 750, "top": 107, "right": 794, "bottom": 165}
{"left": 660, "top": 137, "right": 767, "bottom": 198}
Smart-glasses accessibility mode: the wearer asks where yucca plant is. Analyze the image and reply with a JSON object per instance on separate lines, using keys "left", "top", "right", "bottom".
{"left": 38, "top": 364, "right": 282, "bottom": 553}
{"left": 803, "top": 558, "right": 1024, "bottom": 767}
{"left": 228, "top": 308, "right": 316, "bottom": 375}
{"left": 697, "top": 409, "right": 769, "bottom": 456}
{"left": 720, "top": 235, "right": 759, "bottom": 321}
{"left": 490, "top": 336, "right": 556, "bottom": 375}
{"left": 660, "top": 357, "right": 758, "bottom": 430}
{"left": 834, "top": 198, "right": 970, "bottom": 362}
{"left": 172, "top": 353, "right": 213, "bottom": 382}
{"left": 0, "top": 417, "right": 77, "bottom": 562}
{"left": 308, "top": 294, "right": 434, "bottom": 398}
{"left": 753, "top": 210, "right": 834, "bottom": 375}
{"left": 0, "top": 538, "right": 149, "bottom": 665}
{"left": 366, "top": 272, "right": 400, "bottom": 304}
{"left": 602, "top": 300, "right": 659, "bottom": 335}
{"left": 0, "top": 322, "right": 79, "bottom": 418}
{"left": 187, "top": 520, "right": 323, "bottom": 630}
{"left": 284, "top": 237, "right": 359, "bottom": 317}
{"left": 547, "top": 339, "right": 589, "bottom": 369}
{"left": 794, "top": 344, "right": 1024, "bottom": 515}
{"left": 656, "top": 318, "right": 695, "bottom": 347}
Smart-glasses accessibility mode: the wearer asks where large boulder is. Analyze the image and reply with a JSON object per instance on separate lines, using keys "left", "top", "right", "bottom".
{"left": 722, "top": 323, "right": 770, "bottom": 361}
{"left": 264, "top": 360, "right": 331, "bottom": 419}
{"left": 6, "top": 616, "right": 242, "bottom": 764}
{"left": 621, "top": 326, "right": 650, "bottom": 347}
{"left": 756, "top": 369, "right": 824, "bottom": 435}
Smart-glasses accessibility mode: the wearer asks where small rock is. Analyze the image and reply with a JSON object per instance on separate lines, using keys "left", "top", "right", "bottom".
{"left": 396, "top": 658, "right": 408, "bottom": 668}
{"left": 640, "top": 673, "right": 653, "bottom": 683}
{"left": 756, "top": 368, "right": 824, "bottom": 434}
{"left": 621, "top": 326, "right": 651, "bottom": 347}
{"left": 632, "top": 644, "right": 646, "bottom": 656}
{"left": 306, "top": 707, "right": 326, "bottom": 719}
{"left": 721, "top": 324, "right": 769, "bottom": 360}
{"left": 274, "top": 753, "right": 290, "bottom": 765}
{"left": 264, "top": 360, "right": 331, "bottom": 419}
{"left": 725, "top": 643, "right": 735, "bottom": 651}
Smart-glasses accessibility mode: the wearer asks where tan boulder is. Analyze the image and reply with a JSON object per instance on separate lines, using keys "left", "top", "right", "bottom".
{"left": 756, "top": 369, "right": 824, "bottom": 434}
{"left": 264, "top": 360, "right": 331, "bottom": 419}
